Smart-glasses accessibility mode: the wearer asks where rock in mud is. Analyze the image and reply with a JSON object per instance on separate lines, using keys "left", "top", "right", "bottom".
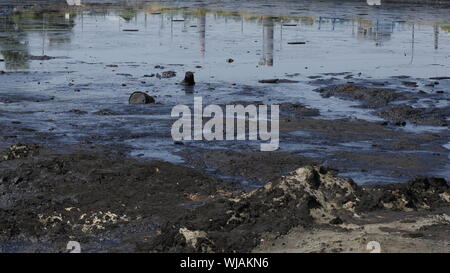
{"left": 180, "top": 72, "right": 195, "bottom": 86}
{"left": 314, "top": 84, "right": 404, "bottom": 108}
{"left": 128, "top": 91, "right": 156, "bottom": 104}
{"left": 377, "top": 104, "right": 448, "bottom": 126}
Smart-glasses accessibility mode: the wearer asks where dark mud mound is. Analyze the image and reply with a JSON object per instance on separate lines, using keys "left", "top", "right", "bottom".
{"left": 377, "top": 104, "right": 449, "bottom": 127}
{"left": 314, "top": 84, "right": 404, "bottom": 108}
{"left": 0, "top": 148, "right": 238, "bottom": 251}
{"left": 179, "top": 149, "right": 319, "bottom": 185}
{"left": 144, "top": 166, "right": 359, "bottom": 253}
{"left": 0, "top": 145, "right": 448, "bottom": 252}
{"left": 357, "top": 177, "right": 450, "bottom": 212}
{"left": 146, "top": 167, "right": 449, "bottom": 253}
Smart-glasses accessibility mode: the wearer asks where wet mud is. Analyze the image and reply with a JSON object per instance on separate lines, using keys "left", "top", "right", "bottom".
{"left": 0, "top": 0, "right": 449, "bottom": 252}
{"left": 0, "top": 148, "right": 448, "bottom": 253}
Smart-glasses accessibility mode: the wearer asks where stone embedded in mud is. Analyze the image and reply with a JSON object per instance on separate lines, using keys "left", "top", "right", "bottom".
{"left": 128, "top": 91, "right": 156, "bottom": 104}
{"left": 180, "top": 71, "right": 195, "bottom": 86}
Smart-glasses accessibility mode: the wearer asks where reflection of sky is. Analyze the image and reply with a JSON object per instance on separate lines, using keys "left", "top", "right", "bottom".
{"left": 0, "top": 1, "right": 450, "bottom": 79}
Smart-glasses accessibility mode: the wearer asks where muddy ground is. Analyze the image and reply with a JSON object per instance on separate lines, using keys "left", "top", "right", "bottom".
{"left": 0, "top": 144, "right": 448, "bottom": 253}
{"left": 0, "top": 0, "right": 449, "bottom": 253}
{"left": 0, "top": 76, "right": 449, "bottom": 253}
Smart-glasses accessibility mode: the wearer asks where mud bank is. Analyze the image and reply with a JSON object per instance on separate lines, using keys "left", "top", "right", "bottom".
{"left": 314, "top": 84, "right": 449, "bottom": 127}
{"left": 0, "top": 145, "right": 448, "bottom": 252}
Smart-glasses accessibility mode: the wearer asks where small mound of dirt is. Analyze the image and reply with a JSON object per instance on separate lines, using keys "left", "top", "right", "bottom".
{"left": 146, "top": 167, "right": 449, "bottom": 253}
{"left": 357, "top": 177, "right": 450, "bottom": 212}
{"left": 0, "top": 149, "right": 238, "bottom": 249}
{"left": 377, "top": 104, "right": 448, "bottom": 126}
{"left": 314, "top": 84, "right": 404, "bottom": 108}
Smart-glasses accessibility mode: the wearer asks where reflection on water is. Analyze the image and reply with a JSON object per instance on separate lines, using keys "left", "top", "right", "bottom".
{"left": 259, "top": 17, "right": 274, "bottom": 66}
{"left": 0, "top": 0, "right": 449, "bottom": 76}
{"left": 0, "top": 5, "right": 75, "bottom": 69}
{"left": 198, "top": 10, "right": 206, "bottom": 56}
{"left": 356, "top": 19, "right": 393, "bottom": 46}
{"left": 367, "top": 0, "right": 381, "bottom": 6}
